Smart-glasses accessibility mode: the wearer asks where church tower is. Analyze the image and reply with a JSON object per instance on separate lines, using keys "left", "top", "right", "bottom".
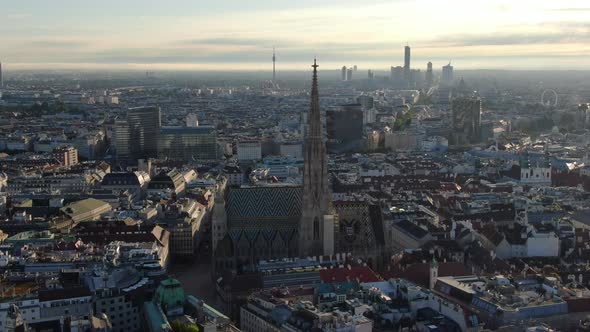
{"left": 299, "top": 59, "right": 332, "bottom": 257}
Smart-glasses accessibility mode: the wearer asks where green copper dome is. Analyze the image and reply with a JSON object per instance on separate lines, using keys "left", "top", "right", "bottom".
{"left": 155, "top": 278, "right": 186, "bottom": 314}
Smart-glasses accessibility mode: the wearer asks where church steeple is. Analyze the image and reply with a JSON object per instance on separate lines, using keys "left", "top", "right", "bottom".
{"left": 309, "top": 58, "right": 320, "bottom": 139}
{"left": 299, "top": 59, "right": 332, "bottom": 257}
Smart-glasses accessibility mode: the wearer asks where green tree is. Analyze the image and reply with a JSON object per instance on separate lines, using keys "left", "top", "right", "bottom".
{"left": 170, "top": 320, "right": 200, "bottom": 332}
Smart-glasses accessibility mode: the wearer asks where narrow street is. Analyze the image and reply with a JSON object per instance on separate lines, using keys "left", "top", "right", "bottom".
{"left": 168, "top": 230, "right": 225, "bottom": 312}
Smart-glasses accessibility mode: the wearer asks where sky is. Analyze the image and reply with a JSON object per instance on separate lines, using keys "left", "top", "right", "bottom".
{"left": 1, "top": 0, "right": 590, "bottom": 71}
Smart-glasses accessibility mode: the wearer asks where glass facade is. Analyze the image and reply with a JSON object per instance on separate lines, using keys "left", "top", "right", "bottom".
{"left": 115, "top": 106, "right": 161, "bottom": 164}
{"left": 158, "top": 126, "right": 217, "bottom": 162}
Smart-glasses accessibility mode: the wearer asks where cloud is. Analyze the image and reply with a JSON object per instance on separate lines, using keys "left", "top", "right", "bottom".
{"left": 185, "top": 37, "right": 279, "bottom": 47}
{"left": 550, "top": 8, "right": 590, "bottom": 12}
{"left": 5, "top": 13, "right": 31, "bottom": 19}
{"left": 29, "top": 40, "right": 90, "bottom": 48}
{"left": 428, "top": 26, "right": 590, "bottom": 48}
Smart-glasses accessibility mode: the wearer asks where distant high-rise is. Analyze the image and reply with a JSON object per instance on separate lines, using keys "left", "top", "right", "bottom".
{"left": 346, "top": 68, "right": 353, "bottom": 81}
{"left": 425, "top": 62, "right": 433, "bottom": 87}
{"left": 404, "top": 45, "right": 411, "bottom": 83}
{"left": 353, "top": 65, "right": 357, "bottom": 71}
{"left": 390, "top": 66, "right": 403, "bottom": 86}
{"left": 442, "top": 62, "right": 454, "bottom": 86}
{"left": 0, "top": 61, "right": 3, "bottom": 88}
{"left": 341, "top": 66, "right": 347, "bottom": 81}
{"left": 272, "top": 47, "right": 276, "bottom": 82}
{"left": 367, "top": 70, "right": 374, "bottom": 80}
{"left": 451, "top": 97, "right": 481, "bottom": 145}
{"left": 300, "top": 59, "right": 332, "bottom": 257}
{"left": 115, "top": 106, "right": 161, "bottom": 164}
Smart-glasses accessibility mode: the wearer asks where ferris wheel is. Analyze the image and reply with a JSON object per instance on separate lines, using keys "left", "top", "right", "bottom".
{"left": 541, "top": 89, "right": 558, "bottom": 107}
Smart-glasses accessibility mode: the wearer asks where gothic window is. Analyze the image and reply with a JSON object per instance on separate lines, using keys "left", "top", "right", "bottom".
{"left": 354, "top": 222, "right": 360, "bottom": 234}
{"left": 313, "top": 217, "right": 320, "bottom": 240}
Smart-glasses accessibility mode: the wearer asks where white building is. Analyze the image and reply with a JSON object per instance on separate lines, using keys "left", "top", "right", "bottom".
{"left": 186, "top": 113, "right": 199, "bottom": 127}
{"left": 237, "top": 141, "right": 262, "bottom": 161}
{"left": 384, "top": 129, "right": 424, "bottom": 151}
{"left": 279, "top": 143, "right": 303, "bottom": 159}
{"left": 520, "top": 158, "right": 551, "bottom": 187}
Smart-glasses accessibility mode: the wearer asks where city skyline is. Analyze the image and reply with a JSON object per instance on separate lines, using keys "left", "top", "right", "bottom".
{"left": 2, "top": 0, "right": 590, "bottom": 71}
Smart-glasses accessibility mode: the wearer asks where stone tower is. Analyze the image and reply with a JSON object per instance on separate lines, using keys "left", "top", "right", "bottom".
{"left": 299, "top": 59, "right": 332, "bottom": 257}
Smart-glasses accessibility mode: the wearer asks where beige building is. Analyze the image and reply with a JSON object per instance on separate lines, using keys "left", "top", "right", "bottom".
{"left": 60, "top": 198, "right": 112, "bottom": 223}
{"left": 53, "top": 146, "right": 78, "bottom": 167}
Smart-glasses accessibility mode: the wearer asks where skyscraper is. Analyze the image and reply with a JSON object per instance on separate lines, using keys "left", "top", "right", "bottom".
{"left": 0, "top": 61, "right": 3, "bottom": 88}
{"left": 341, "top": 66, "right": 347, "bottom": 81}
{"left": 390, "top": 66, "right": 403, "bottom": 86}
{"left": 404, "top": 45, "right": 411, "bottom": 83}
{"left": 442, "top": 62, "right": 454, "bottom": 86}
{"left": 425, "top": 62, "right": 433, "bottom": 87}
{"left": 346, "top": 68, "right": 353, "bottom": 81}
{"left": 300, "top": 59, "right": 332, "bottom": 257}
{"left": 451, "top": 97, "right": 481, "bottom": 145}
{"left": 114, "top": 106, "right": 161, "bottom": 164}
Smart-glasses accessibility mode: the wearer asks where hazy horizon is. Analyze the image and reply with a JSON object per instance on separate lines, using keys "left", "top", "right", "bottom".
{"left": 2, "top": 0, "right": 590, "bottom": 71}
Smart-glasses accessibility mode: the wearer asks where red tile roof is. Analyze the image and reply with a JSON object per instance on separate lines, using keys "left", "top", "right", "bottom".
{"left": 381, "top": 262, "right": 470, "bottom": 288}
{"left": 319, "top": 266, "right": 380, "bottom": 283}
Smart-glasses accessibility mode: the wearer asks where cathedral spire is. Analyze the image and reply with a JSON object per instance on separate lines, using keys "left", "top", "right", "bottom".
{"left": 300, "top": 59, "right": 332, "bottom": 257}
{"left": 309, "top": 58, "right": 320, "bottom": 139}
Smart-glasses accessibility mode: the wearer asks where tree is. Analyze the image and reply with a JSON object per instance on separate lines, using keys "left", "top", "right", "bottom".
{"left": 170, "top": 320, "right": 200, "bottom": 332}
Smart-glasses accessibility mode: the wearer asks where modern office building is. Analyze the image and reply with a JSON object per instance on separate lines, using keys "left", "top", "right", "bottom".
{"left": 442, "top": 62, "right": 454, "bottom": 86}
{"left": 346, "top": 68, "right": 353, "bottom": 81}
{"left": 425, "top": 61, "right": 433, "bottom": 87}
{"left": 404, "top": 45, "right": 411, "bottom": 83}
{"left": 279, "top": 142, "right": 303, "bottom": 158}
{"left": 357, "top": 95, "right": 374, "bottom": 110}
{"left": 114, "top": 106, "right": 161, "bottom": 165}
{"left": 390, "top": 66, "right": 403, "bottom": 86}
{"left": 341, "top": 66, "right": 347, "bottom": 81}
{"left": 236, "top": 141, "right": 262, "bottom": 161}
{"left": 451, "top": 97, "right": 481, "bottom": 145}
{"left": 158, "top": 126, "right": 217, "bottom": 162}
{"left": 326, "top": 104, "right": 364, "bottom": 153}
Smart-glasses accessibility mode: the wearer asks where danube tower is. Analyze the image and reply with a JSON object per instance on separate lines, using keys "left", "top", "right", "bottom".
{"left": 299, "top": 59, "right": 333, "bottom": 257}
{"left": 272, "top": 47, "right": 276, "bottom": 82}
